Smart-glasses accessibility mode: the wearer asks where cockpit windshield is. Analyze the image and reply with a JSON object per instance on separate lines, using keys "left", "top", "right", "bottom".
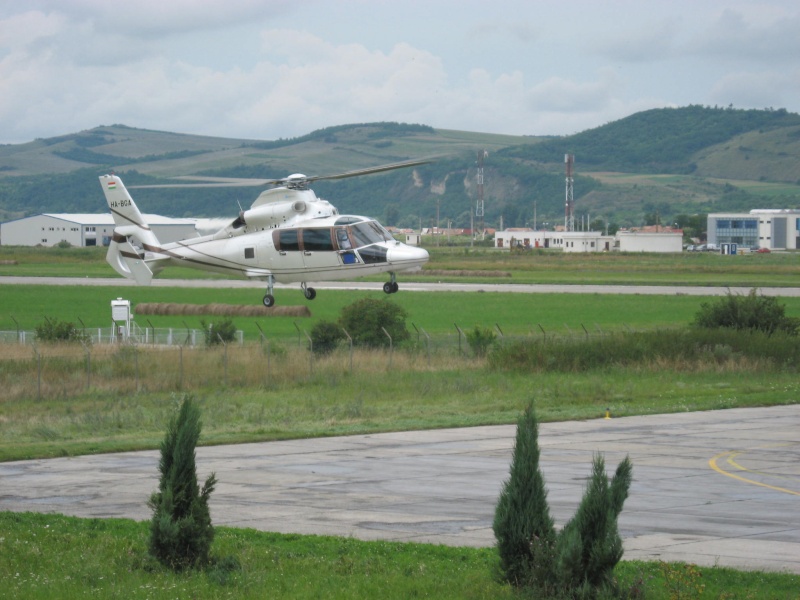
{"left": 350, "top": 221, "right": 393, "bottom": 247}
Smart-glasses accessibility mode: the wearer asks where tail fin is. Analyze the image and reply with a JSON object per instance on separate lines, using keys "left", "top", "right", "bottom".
{"left": 100, "top": 174, "right": 161, "bottom": 285}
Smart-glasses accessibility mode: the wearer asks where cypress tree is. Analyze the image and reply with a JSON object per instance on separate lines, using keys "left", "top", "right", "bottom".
{"left": 554, "top": 453, "right": 633, "bottom": 596}
{"left": 148, "top": 395, "right": 217, "bottom": 571}
{"left": 492, "top": 405, "right": 555, "bottom": 586}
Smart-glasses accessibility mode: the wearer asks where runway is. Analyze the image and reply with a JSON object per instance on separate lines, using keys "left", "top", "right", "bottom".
{"left": 2, "top": 405, "right": 799, "bottom": 573}
{"left": 4, "top": 275, "right": 800, "bottom": 297}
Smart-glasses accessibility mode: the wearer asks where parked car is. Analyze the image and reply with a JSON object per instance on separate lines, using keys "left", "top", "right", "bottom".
{"left": 756, "top": 247, "right": 771, "bottom": 253}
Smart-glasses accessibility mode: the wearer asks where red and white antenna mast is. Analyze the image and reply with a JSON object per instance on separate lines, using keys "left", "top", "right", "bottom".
{"left": 564, "top": 154, "right": 575, "bottom": 232}
{"left": 476, "top": 150, "right": 487, "bottom": 240}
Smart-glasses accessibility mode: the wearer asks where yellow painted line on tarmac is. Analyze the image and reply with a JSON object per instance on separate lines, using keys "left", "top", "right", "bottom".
{"left": 709, "top": 450, "right": 800, "bottom": 496}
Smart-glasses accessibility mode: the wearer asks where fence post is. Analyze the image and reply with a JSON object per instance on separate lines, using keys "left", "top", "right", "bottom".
{"left": 81, "top": 340, "right": 91, "bottom": 390}
{"left": 217, "top": 333, "right": 228, "bottom": 387}
{"left": 32, "top": 343, "right": 41, "bottom": 401}
{"left": 454, "top": 323, "right": 464, "bottom": 355}
{"left": 179, "top": 344, "right": 184, "bottom": 390}
{"left": 421, "top": 327, "right": 431, "bottom": 366}
{"left": 411, "top": 322, "right": 420, "bottom": 344}
{"left": 11, "top": 315, "right": 20, "bottom": 344}
{"left": 382, "top": 327, "right": 393, "bottom": 369}
{"left": 495, "top": 323, "right": 504, "bottom": 338}
{"left": 303, "top": 330, "right": 313, "bottom": 376}
{"left": 342, "top": 328, "right": 353, "bottom": 373}
{"left": 134, "top": 343, "right": 139, "bottom": 393}
{"left": 538, "top": 323, "right": 546, "bottom": 341}
{"left": 581, "top": 323, "right": 589, "bottom": 339}
{"left": 147, "top": 319, "right": 156, "bottom": 345}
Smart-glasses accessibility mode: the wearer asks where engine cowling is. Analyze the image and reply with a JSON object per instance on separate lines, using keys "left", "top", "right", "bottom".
{"left": 240, "top": 200, "right": 308, "bottom": 229}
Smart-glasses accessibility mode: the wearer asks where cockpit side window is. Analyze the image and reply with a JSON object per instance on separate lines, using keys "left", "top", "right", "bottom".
{"left": 335, "top": 228, "right": 353, "bottom": 250}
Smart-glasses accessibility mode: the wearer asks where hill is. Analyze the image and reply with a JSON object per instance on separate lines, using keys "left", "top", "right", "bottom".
{"left": 1, "top": 107, "right": 800, "bottom": 231}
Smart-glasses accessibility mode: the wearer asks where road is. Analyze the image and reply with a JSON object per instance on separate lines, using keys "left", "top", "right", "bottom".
{"left": 3, "top": 275, "right": 800, "bottom": 297}
{"left": 2, "top": 405, "right": 799, "bottom": 573}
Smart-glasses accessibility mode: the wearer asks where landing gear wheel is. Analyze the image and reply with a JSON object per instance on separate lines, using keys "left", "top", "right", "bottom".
{"left": 263, "top": 294, "right": 275, "bottom": 308}
{"left": 304, "top": 287, "right": 317, "bottom": 300}
{"left": 383, "top": 282, "right": 394, "bottom": 294}
{"left": 391, "top": 282, "right": 399, "bottom": 293}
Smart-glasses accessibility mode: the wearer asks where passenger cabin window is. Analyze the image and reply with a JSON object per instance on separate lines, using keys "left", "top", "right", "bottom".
{"left": 302, "top": 228, "right": 334, "bottom": 251}
{"left": 244, "top": 247, "right": 255, "bottom": 259}
{"left": 276, "top": 229, "right": 300, "bottom": 251}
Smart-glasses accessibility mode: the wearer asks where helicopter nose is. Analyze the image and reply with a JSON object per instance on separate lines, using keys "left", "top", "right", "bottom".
{"left": 386, "top": 243, "right": 429, "bottom": 269}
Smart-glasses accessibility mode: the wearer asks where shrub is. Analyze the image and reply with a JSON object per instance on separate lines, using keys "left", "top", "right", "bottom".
{"left": 493, "top": 405, "right": 555, "bottom": 587}
{"left": 201, "top": 318, "right": 237, "bottom": 346}
{"left": 148, "top": 395, "right": 217, "bottom": 571}
{"left": 310, "top": 319, "right": 345, "bottom": 354}
{"left": 34, "top": 317, "right": 90, "bottom": 344}
{"left": 553, "top": 454, "right": 633, "bottom": 596}
{"left": 693, "top": 288, "right": 800, "bottom": 336}
{"left": 494, "top": 405, "right": 633, "bottom": 598}
{"left": 466, "top": 325, "right": 497, "bottom": 357}
{"left": 339, "top": 298, "right": 409, "bottom": 347}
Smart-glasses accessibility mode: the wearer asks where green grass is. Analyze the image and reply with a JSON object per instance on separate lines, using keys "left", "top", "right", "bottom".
{"left": 1, "top": 512, "right": 797, "bottom": 599}
{"left": 0, "top": 283, "right": 724, "bottom": 339}
{"left": 2, "top": 354, "right": 799, "bottom": 462}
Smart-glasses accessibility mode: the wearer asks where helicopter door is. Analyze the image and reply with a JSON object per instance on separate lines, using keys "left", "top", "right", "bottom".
{"left": 272, "top": 229, "right": 306, "bottom": 277}
{"left": 300, "top": 227, "right": 340, "bottom": 275}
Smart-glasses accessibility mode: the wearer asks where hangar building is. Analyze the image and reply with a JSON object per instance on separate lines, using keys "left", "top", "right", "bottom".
{"left": 0, "top": 213, "right": 199, "bottom": 247}
{"left": 494, "top": 229, "right": 682, "bottom": 253}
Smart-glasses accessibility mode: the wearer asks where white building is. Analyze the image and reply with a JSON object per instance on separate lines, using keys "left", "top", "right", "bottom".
{"left": 495, "top": 228, "right": 683, "bottom": 253}
{"left": 1, "top": 213, "right": 199, "bottom": 247}
{"left": 616, "top": 231, "right": 683, "bottom": 253}
{"left": 707, "top": 210, "right": 800, "bottom": 251}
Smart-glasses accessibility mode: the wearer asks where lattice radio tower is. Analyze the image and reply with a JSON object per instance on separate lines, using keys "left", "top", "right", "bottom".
{"left": 564, "top": 153, "right": 575, "bottom": 232}
{"left": 475, "top": 150, "right": 487, "bottom": 239}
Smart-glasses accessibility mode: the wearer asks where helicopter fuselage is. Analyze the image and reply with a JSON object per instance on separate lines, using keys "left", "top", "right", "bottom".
{"left": 151, "top": 213, "right": 428, "bottom": 284}
{"left": 102, "top": 173, "right": 429, "bottom": 305}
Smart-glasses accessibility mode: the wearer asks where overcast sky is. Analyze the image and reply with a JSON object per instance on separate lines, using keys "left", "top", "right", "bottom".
{"left": 2, "top": 0, "right": 799, "bottom": 145}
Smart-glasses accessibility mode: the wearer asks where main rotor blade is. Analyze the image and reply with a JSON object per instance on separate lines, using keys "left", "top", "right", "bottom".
{"left": 128, "top": 157, "right": 435, "bottom": 189}
{"left": 304, "top": 157, "right": 434, "bottom": 184}
{"left": 130, "top": 176, "right": 274, "bottom": 189}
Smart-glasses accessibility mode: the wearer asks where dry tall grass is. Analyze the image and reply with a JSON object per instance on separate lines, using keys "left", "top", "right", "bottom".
{"left": 0, "top": 340, "right": 480, "bottom": 402}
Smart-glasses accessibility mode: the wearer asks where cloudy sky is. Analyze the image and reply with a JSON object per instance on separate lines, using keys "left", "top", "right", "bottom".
{"left": 2, "top": 0, "right": 799, "bottom": 145}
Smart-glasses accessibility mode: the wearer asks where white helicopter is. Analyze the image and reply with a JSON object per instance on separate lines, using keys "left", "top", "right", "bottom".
{"left": 99, "top": 159, "right": 431, "bottom": 306}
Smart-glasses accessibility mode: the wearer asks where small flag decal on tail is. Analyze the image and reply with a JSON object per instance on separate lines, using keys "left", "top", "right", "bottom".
{"left": 107, "top": 180, "right": 117, "bottom": 189}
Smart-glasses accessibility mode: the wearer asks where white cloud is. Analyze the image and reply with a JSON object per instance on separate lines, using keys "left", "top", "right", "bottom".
{"left": 0, "top": 1, "right": 799, "bottom": 144}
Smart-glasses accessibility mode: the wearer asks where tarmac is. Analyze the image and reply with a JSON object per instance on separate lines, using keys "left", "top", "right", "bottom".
{"left": 1, "top": 405, "right": 799, "bottom": 573}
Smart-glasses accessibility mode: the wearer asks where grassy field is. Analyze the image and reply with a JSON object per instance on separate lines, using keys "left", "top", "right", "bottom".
{"left": 3, "top": 512, "right": 798, "bottom": 599}
{"left": 2, "top": 247, "right": 800, "bottom": 595}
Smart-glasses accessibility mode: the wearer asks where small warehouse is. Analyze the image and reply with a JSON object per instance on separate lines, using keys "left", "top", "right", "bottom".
{"left": 0, "top": 213, "right": 199, "bottom": 247}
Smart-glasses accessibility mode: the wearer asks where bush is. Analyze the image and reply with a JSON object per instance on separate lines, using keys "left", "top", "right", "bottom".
{"left": 34, "top": 317, "right": 90, "bottom": 344}
{"left": 493, "top": 405, "right": 555, "bottom": 587}
{"left": 494, "top": 405, "right": 633, "bottom": 598}
{"left": 466, "top": 325, "right": 497, "bottom": 357}
{"left": 339, "top": 298, "right": 409, "bottom": 347}
{"left": 553, "top": 454, "right": 633, "bottom": 597}
{"left": 310, "top": 319, "right": 345, "bottom": 355}
{"left": 201, "top": 318, "right": 237, "bottom": 346}
{"left": 693, "top": 288, "right": 800, "bottom": 336}
{"left": 148, "top": 395, "right": 217, "bottom": 571}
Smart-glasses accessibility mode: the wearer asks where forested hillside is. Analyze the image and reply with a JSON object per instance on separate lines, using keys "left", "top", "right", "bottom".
{"left": 501, "top": 106, "right": 800, "bottom": 175}
{"left": 1, "top": 107, "right": 799, "bottom": 232}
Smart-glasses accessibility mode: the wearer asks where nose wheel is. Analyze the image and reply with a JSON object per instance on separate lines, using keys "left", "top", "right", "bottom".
{"left": 383, "top": 273, "right": 399, "bottom": 294}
